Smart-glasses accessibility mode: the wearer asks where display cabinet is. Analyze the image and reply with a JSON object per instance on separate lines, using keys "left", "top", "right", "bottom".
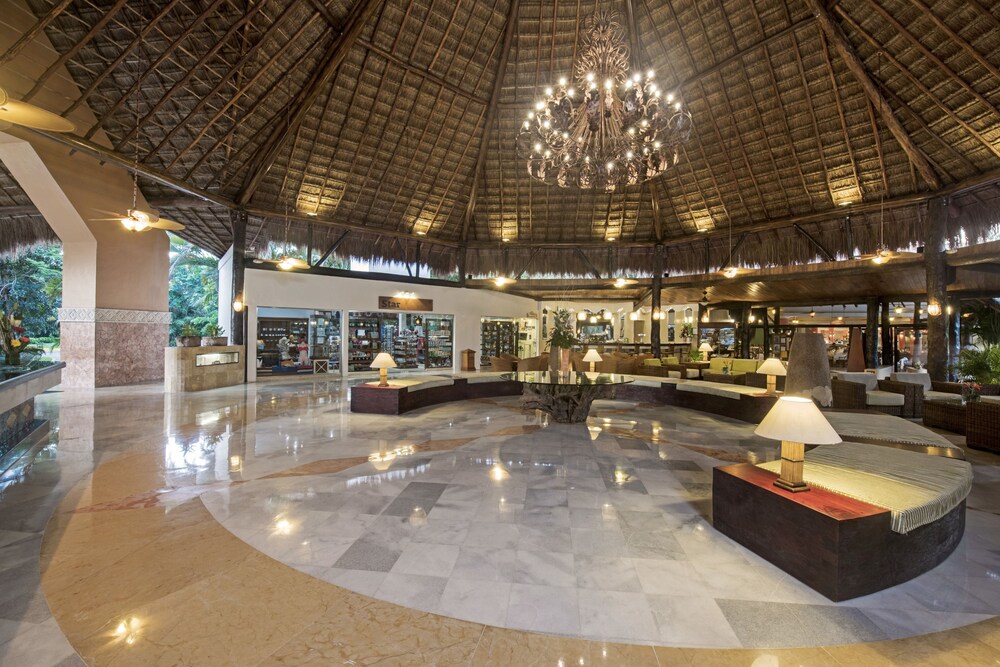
{"left": 425, "top": 316, "right": 453, "bottom": 368}
{"left": 482, "top": 320, "right": 518, "bottom": 363}
{"left": 348, "top": 312, "right": 382, "bottom": 371}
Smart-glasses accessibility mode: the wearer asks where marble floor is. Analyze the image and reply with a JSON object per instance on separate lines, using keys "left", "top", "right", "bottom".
{"left": 2, "top": 375, "right": 1000, "bottom": 664}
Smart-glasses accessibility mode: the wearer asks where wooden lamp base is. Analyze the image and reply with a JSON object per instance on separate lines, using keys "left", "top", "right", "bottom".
{"left": 766, "top": 375, "right": 777, "bottom": 394}
{"left": 378, "top": 368, "right": 389, "bottom": 387}
{"left": 774, "top": 440, "right": 809, "bottom": 492}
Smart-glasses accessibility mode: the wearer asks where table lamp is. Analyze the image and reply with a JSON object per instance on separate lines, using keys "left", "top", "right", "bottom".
{"left": 583, "top": 348, "right": 602, "bottom": 372}
{"left": 698, "top": 342, "right": 713, "bottom": 360}
{"left": 370, "top": 352, "right": 397, "bottom": 387}
{"left": 756, "top": 357, "right": 787, "bottom": 394}
{"left": 754, "top": 396, "right": 841, "bottom": 492}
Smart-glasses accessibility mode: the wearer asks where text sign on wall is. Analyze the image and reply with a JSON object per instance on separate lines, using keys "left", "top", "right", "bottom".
{"left": 378, "top": 296, "right": 433, "bottom": 311}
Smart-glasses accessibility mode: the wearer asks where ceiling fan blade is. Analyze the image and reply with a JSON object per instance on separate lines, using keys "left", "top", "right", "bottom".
{"left": 149, "top": 218, "right": 185, "bottom": 231}
{"left": 0, "top": 95, "right": 76, "bottom": 133}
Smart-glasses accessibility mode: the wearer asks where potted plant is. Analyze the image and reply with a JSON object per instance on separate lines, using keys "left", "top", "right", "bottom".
{"left": 176, "top": 324, "right": 202, "bottom": 347}
{"left": 953, "top": 347, "right": 1000, "bottom": 394}
{"left": 547, "top": 308, "right": 580, "bottom": 373}
{"left": 680, "top": 323, "right": 694, "bottom": 341}
{"left": 688, "top": 350, "right": 703, "bottom": 362}
{"left": 201, "top": 324, "right": 228, "bottom": 347}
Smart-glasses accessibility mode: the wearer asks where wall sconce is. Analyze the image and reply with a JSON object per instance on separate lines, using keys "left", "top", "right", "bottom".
{"left": 232, "top": 298, "right": 245, "bottom": 313}
{"left": 927, "top": 303, "right": 942, "bottom": 317}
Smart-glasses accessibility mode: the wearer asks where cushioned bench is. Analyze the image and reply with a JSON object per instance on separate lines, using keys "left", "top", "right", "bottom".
{"left": 831, "top": 373, "right": 910, "bottom": 416}
{"left": 823, "top": 410, "right": 963, "bottom": 459}
{"left": 351, "top": 375, "right": 521, "bottom": 414}
{"left": 665, "top": 381, "right": 777, "bottom": 423}
{"left": 716, "top": 442, "right": 970, "bottom": 601}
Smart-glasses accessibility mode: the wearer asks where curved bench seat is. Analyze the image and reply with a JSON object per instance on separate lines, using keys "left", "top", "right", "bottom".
{"left": 351, "top": 375, "right": 521, "bottom": 414}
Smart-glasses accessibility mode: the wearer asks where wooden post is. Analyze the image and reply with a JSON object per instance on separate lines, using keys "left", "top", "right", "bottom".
{"left": 230, "top": 209, "right": 247, "bottom": 346}
{"left": 912, "top": 301, "right": 922, "bottom": 367}
{"left": 457, "top": 246, "right": 467, "bottom": 286}
{"left": 651, "top": 244, "right": 663, "bottom": 358}
{"left": 737, "top": 305, "right": 750, "bottom": 358}
{"left": 762, "top": 308, "right": 771, "bottom": 357}
{"left": 925, "top": 196, "right": 949, "bottom": 381}
{"left": 865, "top": 297, "right": 879, "bottom": 367}
{"left": 880, "top": 297, "right": 893, "bottom": 370}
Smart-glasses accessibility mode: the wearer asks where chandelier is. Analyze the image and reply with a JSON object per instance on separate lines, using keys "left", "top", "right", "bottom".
{"left": 516, "top": 10, "right": 692, "bottom": 192}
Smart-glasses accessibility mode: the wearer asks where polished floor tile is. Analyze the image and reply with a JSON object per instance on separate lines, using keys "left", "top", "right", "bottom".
{"left": 0, "top": 375, "right": 994, "bottom": 664}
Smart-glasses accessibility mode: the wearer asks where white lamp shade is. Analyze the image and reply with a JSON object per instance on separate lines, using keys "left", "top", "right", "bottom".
{"left": 757, "top": 357, "right": 787, "bottom": 376}
{"left": 583, "top": 349, "right": 603, "bottom": 363}
{"left": 370, "top": 352, "right": 397, "bottom": 370}
{"left": 754, "top": 396, "right": 841, "bottom": 445}
{"left": 698, "top": 342, "right": 714, "bottom": 352}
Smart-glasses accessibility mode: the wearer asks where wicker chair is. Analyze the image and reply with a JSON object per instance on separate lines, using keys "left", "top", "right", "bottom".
{"left": 830, "top": 377, "right": 908, "bottom": 417}
{"left": 968, "top": 401, "right": 1000, "bottom": 453}
{"left": 489, "top": 356, "right": 516, "bottom": 372}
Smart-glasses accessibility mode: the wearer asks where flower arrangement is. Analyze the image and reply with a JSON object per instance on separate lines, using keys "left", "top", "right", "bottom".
{"left": 963, "top": 381, "right": 983, "bottom": 403}
{"left": 0, "top": 303, "right": 34, "bottom": 366}
{"left": 548, "top": 308, "right": 581, "bottom": 350}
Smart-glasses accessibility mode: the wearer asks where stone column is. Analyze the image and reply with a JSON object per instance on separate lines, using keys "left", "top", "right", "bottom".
{"left": 865, "top": 297, "right": 879, "bottom": 367}
{"left": 925, "top": 197, "right": 950, "bottom": 381}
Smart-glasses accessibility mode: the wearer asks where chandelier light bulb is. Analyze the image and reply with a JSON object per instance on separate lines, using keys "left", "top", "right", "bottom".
{"left": 534, "top": 143, "right": 542, "bottom": 152}
{"left": 606, "top": 162, "right": 614, "bottom": 170}
{"left": 625, "top": 151, "right": 633, "bottom": 159}
{"left": 536, "top": 101, "right": 545, "bottom": 110}
{"left": 666, "top": 93, "right": 674, "bottom": 102}
{"left": 604, "top": 78, "right": 613, "bottom": 90}
{"left": 559, "top": 77, "right": 567, "bottom": 86}
{"left": 722, "top": 266, "right": 738, "bottom": 278}
{"left": 633, "top": 73, "right": 641, "bottom": 82}
{"left": 545, "top": 87, "right": 553, "bottom": 95}
{"left": 647, "top": 69, "right": 654, "bottom": 78}
{"left": 578, "top": 312, "right": 588, "bottom": 321}
{"left": 567, "top": 88, "right": 575, "bottom": 97}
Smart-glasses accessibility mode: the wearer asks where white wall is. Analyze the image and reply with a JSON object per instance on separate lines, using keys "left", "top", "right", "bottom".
{"left": 243, "top": 270, "right": 539, "bottom": 380}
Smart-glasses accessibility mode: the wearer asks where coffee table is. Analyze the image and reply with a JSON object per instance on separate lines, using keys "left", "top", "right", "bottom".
{"left": 503, "top": 371, "right": 633, "bottom": 423}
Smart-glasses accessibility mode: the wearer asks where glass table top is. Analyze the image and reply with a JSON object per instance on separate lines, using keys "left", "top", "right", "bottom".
{"left": 501, "top": 371, "right": 634, "bottom": 386}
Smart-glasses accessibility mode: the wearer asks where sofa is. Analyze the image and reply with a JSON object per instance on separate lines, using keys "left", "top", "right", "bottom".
{"left": 889, "top": 372, "right": 966, "bottom": 418}
{"left": 831, "top": 373, "right": 911, "bottom": 417}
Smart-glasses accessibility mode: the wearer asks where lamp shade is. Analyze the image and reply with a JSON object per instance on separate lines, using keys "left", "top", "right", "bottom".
{"left": 698, "top": 342, "right": 714, "bottom": 353}
{"left": 754, "top": 396, "right": 841, "bottom": 445}
{"left": 370, "top": 352, "right": 397, "bottom": 370}
{"left": 583, "top": 349, "right": 602, "bottom": 363}
{"left": 756, "top": 358, "right": 787, "bottom": 377}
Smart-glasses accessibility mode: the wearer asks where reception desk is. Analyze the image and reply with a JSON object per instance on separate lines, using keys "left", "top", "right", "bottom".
{"left": 165, "top": 346, "right": 245, "bottom": 392}
{"left": 0, "top": 361, "right": 64, "bottom": 471}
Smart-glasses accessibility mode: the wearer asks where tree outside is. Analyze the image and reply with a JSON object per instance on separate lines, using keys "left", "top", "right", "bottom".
{"left": 169, "top": 234, "right": 219, "bottom": 339}
{"left": 0, "top": 244, "right": 62, "bottom": 352}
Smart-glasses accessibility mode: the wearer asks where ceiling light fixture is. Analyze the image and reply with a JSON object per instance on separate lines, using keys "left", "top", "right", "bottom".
{"left": 493, "top": 275, "right": 515, "bottom": 287}
{"left": 516, "top": 11, "right": 692, "bottom": 192}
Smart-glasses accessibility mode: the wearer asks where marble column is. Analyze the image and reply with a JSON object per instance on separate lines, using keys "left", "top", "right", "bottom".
{"left": 925, "top": 197, "right": 950, "bottom": 381}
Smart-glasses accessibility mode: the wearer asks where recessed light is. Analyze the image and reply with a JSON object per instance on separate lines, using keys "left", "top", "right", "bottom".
{"left": 607, "top": 237, "right": 617, "bottom": 242}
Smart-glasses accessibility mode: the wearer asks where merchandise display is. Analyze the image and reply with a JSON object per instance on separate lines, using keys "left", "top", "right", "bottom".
{"left": 482, "top": 319, "right": 518, "bottom": 362}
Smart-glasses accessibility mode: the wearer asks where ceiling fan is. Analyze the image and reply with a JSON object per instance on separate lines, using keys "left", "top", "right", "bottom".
{"left": 90, "top": 207, "right": 185, "bottom": 232}
{"left": 0, "top": 87, "right": 76, "bottom": 133}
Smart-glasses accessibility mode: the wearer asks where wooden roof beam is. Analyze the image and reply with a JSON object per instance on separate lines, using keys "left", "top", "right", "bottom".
{"left": 793, "top": 223, "right": 836, "bottom": 261}
{"left": 306, "top": 0, "right": 341, "bottom": 27}
{"left": 803, "top": 0, "right": 941, "bottom": 190}
{"left": 0, "top": 0, "right": 74, "bottom": 66}
{"left": 460, "top": 0, "right": 521, "bottom": 242}
{"left": 575, "top": 247, "right": 603, "bottom": 280}
{"left": 236, "top": 0, "right": 384, "bottom": 206}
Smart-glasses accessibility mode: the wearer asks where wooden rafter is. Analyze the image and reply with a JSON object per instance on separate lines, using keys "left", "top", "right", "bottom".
{"left": 236, "top": 0, "right": 384, "bottom": 206}
{"left": 836, "top": 8, "right": 1000, "bottom": 161}
{"left": 460, "top": 0, "right": 521, "bottom": 241}
{"left": 82, "top": 0, "right": 230, "bottom": 142}
{"left": 793, "top": 224, "right": 835, "bottom": 261}
{"left": 803, "top": 0, "right": 942, "bottom": 189}
{"left": 906, "top": 0, "right": 1000, "bottom": 84}
{"left": 22, "top": 0, "right": 129, "bottom": 102}
{"left": 0, "top": 0, "right": 74, "bottom": 66}
{"left": 574, "top": 247, "right": 602, "bottom": 279}
{"left": 158, "top": 2, "right": 311, "bottom": 166}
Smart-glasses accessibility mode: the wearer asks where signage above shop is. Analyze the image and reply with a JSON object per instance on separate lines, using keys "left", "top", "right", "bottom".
{"left": 378, "top": 296, "right": 433, "bottom": 311}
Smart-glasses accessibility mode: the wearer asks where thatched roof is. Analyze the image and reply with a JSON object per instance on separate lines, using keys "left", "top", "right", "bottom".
{"left": 2, "top": 0, "right": 1000, "bottom": 282}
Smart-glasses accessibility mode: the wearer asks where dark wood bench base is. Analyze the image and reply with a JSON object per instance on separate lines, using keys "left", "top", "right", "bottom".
{"left": 713, "top": 463, "right": 965, "bottom": 601}
{"left": 351, "top": 378, "right": 523, "bottom": 415}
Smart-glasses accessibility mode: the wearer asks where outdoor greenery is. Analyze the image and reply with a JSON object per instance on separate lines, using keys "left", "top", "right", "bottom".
{"left": 954, "top": 347, "right": 1000, "bottom": 385}
{"left": 169, "top": 234, "right": 219, "bottom": 340}
{"left": 965, "top": 305, "right": 1000, "bottom": 348}
{"left": 0, "top": 244, "right": 62, "bottom": 347}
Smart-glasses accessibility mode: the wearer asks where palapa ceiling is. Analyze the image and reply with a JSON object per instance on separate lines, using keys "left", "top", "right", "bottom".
{"left": 2, "top": 0, "right": 1000, "bottom": 281}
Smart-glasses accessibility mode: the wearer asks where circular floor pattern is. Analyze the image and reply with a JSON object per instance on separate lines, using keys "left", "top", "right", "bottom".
{"left": 202, "top": 398, "right": 1000, "bottom": 649}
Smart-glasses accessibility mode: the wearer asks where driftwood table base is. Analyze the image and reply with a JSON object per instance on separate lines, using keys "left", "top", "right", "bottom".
{"left": 520, "top": 383, "right": 614, "bottom": 423}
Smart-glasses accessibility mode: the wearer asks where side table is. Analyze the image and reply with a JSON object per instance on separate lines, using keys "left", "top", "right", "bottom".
{"left": 312, "top": 359, "right": 330, "bottom": 374}
{"left": 922, "top": 400, "right": 966, "bottom": 435}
